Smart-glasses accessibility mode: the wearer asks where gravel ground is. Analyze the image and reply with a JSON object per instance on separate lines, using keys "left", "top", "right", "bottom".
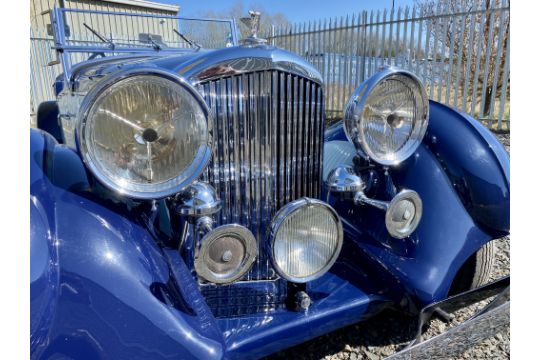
{"left": 266, "top": 133, "right": 510, "bottom": 360}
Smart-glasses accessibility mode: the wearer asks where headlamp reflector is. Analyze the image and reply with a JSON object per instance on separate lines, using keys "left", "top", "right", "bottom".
{"left": 79, "top": 72, "right": 212, "bottom": 199}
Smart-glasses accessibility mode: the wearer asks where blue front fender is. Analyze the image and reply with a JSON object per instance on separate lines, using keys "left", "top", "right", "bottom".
{"left": 30, "top": 129, "right": 225, "bottom": 359}
{"left": 424, "top": 102, "right": 509, "bottom": 236}
{"left": 324, "top": 101, "right": 509, "bottom": 306}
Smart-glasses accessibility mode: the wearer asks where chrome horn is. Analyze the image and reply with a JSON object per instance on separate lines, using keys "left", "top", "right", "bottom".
{"left": 326, "top": 165, "right": 422, "bottom": 239}
{"left": 175, "top": 181, "right": 222, "bottom": 249}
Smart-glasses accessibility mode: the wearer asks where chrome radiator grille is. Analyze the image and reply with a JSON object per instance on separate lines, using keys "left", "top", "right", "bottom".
{"left": 199, "top": 70, "right": 324, "bottom": 281}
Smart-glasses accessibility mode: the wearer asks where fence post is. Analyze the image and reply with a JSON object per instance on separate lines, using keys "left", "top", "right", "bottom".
{"left": 360, "top": 11, "right": 367, "bottom": 83}
{"left": 488, "top": 0, "right": 509, "bottom": 129}
{"left": 497, "top": 25, "right": 510, "bottom": 131}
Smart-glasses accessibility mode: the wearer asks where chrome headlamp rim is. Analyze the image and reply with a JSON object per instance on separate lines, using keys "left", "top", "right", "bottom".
{"left": 77, "top": 68, "right": 213, "bottom": 200}
{"left": 344, "top": 66, "right": 429, "bottom": 166}
{"left": 269, "top": 198, "right": 344, "bottom": 283}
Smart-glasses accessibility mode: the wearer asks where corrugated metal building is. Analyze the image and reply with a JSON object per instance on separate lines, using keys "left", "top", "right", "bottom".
{"left": 31, "top": 0, "right": 180, "bottom": 32}
{"left": 30, "top": 0, "right": 180, "bottom": 115}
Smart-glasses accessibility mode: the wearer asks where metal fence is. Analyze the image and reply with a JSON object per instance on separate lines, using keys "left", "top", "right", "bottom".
{"left": 265, "top": 0, "right": 510, "bottom": 131}
{"left": 31, "top": 1, "right": 510, "bottom": 131}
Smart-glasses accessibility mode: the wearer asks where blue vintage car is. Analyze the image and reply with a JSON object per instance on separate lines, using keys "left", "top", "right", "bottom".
{"left": 31, "top": 8, "right": 509, "bottom": 359}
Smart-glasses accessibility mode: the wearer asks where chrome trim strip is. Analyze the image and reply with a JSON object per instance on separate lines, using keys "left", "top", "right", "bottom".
{"left": 309, "top": 81, "right": 316, "bottom": 197}
{"left": 303, "top": 79, "right": 310, "bottom": 197}
{"left": 291, "top": 75, "right": 298, "bottom": 200}
{"left": 178, "top": 45, "right": 323, "bottom": 85}
{"left": 285, "top": 73, "right": 292, "bottom": 204}
{"left": 387, "top": 302, "right": 509, "bottom": 360}
{"left": 279, "top": 72, "right": 286, "bottom": 205}
{"left": 298, "top": 77, "right": 305, "bottom": 197}
{"left": 388, "top": 277, "right": 510, "bottom": 359}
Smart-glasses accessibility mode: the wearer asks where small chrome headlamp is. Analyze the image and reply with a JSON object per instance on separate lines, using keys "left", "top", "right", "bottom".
{"left": 78, "top": 69, "right": 212, "bottom": 199}
{"left": 344, "top": 67, "right": 429, "bottom": 166}
{"left": 269, "top": 198, "right": 343, "bottom": 283}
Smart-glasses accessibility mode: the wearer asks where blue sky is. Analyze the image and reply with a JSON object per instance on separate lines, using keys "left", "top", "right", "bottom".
{"left": 158, "top": 0, "right": 416, "bottom": 23}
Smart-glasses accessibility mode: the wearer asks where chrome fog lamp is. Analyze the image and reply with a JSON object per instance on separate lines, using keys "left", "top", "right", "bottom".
{"left": 78, "top": 69, "right": 212, "bottom": 199}
{"left": 269, "top": 198, "right": 343, "bottom": 283}
{"left": 344, "top": 67, "right": 429, "bottom": 166}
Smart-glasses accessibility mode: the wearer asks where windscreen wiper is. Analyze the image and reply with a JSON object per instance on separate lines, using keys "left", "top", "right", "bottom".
{"left": 83, "top": 23, "right": 115, "bottom": 49}
{"left": 173, "top": 29, "right": 201, "bottom": 50}
{"left": 146, "top": 34, "right": 162, "bottom": 51}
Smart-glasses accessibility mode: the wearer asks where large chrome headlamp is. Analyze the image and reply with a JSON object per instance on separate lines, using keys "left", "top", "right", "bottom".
{"left": 269, "top": 198, "right": 343, "bottom": 283}
{"left": 344, "top": 67, "right": 429, "bottom": 165}
{"left": 78, "top": 69, "right": 212, "bottom": 199}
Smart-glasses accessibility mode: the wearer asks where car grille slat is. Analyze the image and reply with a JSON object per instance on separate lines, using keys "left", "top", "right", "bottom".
{"left": 200, "top": 70, "right": 323, "bottom": 283}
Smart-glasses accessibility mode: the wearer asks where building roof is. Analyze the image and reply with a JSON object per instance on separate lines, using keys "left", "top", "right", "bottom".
{"left": 101, "top": 0, "right": 180, "bottom": 13}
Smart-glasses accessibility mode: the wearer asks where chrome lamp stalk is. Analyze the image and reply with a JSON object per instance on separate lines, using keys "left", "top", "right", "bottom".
{"left": 326, "top": 165, "right": 423, "bottom": 239}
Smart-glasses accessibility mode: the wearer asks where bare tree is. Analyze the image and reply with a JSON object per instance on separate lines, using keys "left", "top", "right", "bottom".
{"left": 416, "top": 0, "right": 509, "bottom": 116}
{"left": 197, "top": 1, "right": 291, "bottom": 40}
{"left": 177, "top": 2, "right": 291, "bottom": 48}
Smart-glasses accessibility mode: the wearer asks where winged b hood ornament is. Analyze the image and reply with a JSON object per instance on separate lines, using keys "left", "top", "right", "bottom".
{"left": 240, "top": 10, "right": 267, "bottom": 44}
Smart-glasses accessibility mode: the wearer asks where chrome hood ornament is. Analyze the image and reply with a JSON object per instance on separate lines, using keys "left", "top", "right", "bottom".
{"left": 240, "top": 10, "right": 267, "bottom": 44}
